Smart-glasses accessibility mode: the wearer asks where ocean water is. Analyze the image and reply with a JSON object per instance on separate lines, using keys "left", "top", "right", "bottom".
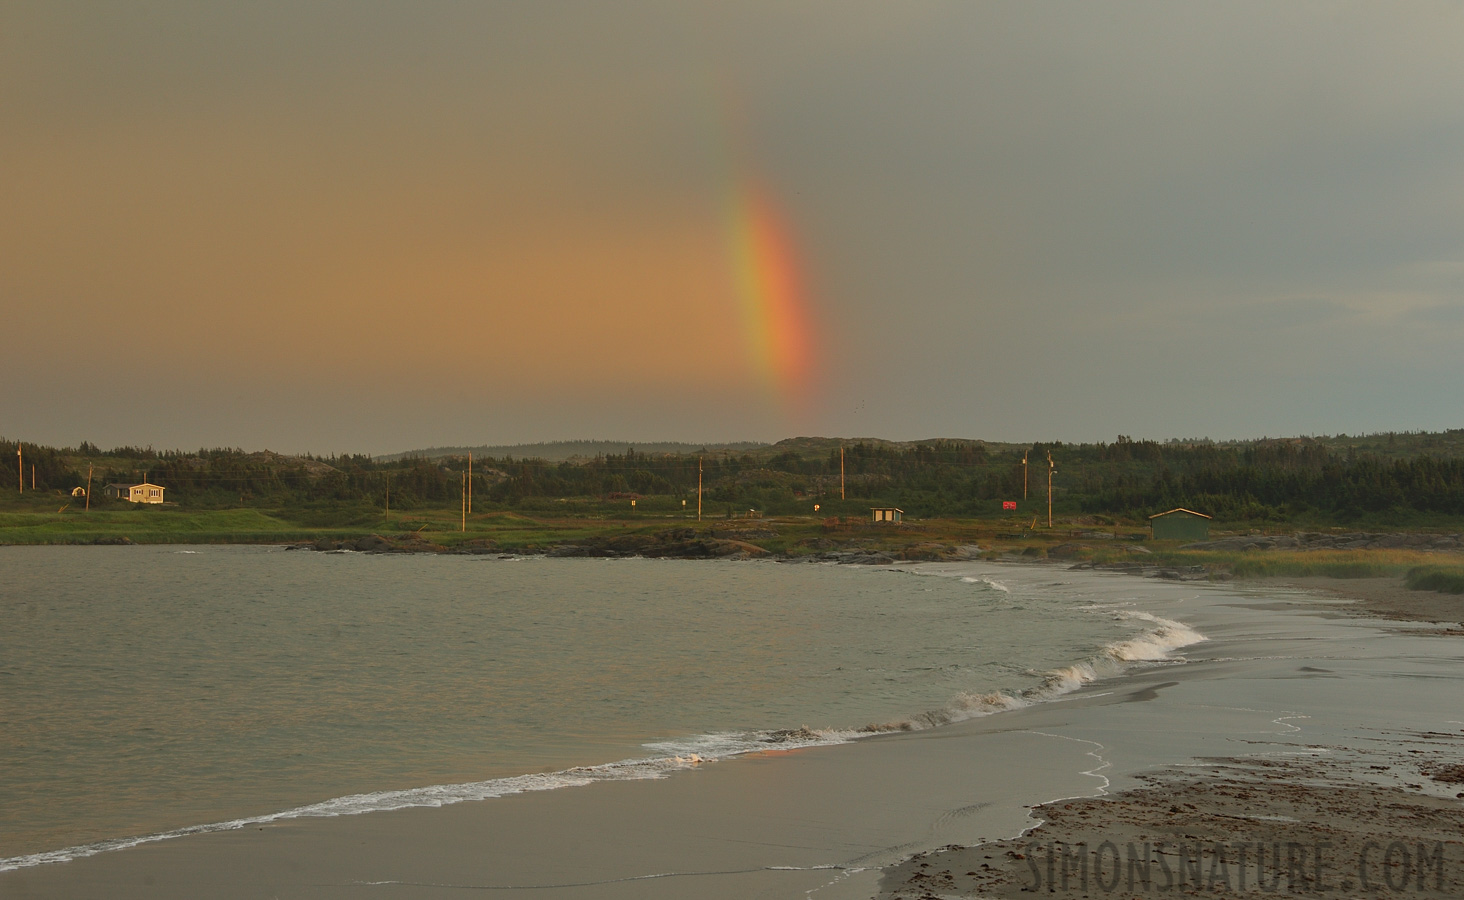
{"left": 0, "top": 546, "right": 1203, "bottom": 869}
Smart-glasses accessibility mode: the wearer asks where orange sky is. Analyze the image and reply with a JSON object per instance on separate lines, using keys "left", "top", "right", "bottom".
{"left": 3, "top": 89, "right": 755, "bottom": 389}
{"left": 5, "top": 3, "right": 1464, "bottom": 452}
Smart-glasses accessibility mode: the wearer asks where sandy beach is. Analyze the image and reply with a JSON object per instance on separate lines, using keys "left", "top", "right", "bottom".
{"left": 880, "top": 753, "right": 1464, "bottom": 897}
{"left": 1264, "top": 575, "right": 1464, "bottom": 631}
{"left": 4, "top": 566, "right": 1462, "bottom": 899}
{"left": 878, "top": 573, "right": 1464, "bottom": 898}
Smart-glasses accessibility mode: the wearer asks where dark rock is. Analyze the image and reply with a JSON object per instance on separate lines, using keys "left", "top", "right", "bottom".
{"left": 603, "top": 534, "right": 654, "bottom": 553}
{"left": 846, "top": 552, "right": 895, "bottom": 565}
{"left": 1154, "top": 565, "right": 1209, "bottom": 581}
{"left": 547, "top": 545, "right": 608, "bottom": 557}
{"left": 898, "top": 542, "right": 957, "bottom": 561}
{"left": 761, "top": 726, "right": 822, "bottom": 743}
{"left": 354, "top": 534, "right": 392, "bottom": 552}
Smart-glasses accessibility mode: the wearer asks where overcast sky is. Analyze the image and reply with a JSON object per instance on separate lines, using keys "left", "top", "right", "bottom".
{"left": 4, "top": 2, "right": 1463, "bottom": 454}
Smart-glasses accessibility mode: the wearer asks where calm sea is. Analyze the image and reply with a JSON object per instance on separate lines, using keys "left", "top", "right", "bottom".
{"left": 0, "top": 545, "right": 1201, "bottom": 867}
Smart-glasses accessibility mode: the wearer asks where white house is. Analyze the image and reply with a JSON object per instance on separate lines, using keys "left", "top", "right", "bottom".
{"left": 104, "top": 482, "right": 166, "bottom": 503}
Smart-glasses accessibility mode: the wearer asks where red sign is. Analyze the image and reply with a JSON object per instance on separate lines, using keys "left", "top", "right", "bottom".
{"left": 1002, "top": 500, "right": 1017, "bottom": 510}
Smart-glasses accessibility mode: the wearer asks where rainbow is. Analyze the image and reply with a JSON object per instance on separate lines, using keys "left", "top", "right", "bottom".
{"left": 726, "top": 178, "right": 820, "bottom": 410}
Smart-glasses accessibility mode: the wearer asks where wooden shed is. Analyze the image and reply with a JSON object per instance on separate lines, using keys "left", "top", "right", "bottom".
{"left": 871, "top": 507, "right": 903, "bottom": 524}
{"left": 1149, "top": 508, "right": 1210, "bottom": 541}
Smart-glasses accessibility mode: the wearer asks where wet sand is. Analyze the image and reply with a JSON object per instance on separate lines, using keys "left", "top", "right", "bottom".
{"left": 878, "top": 573, "right": 1464, "bottom": 898}
{"left": 1259, "top": 574, "right": 1464, "bottom": 629}
{"left": 6, "top": 567, "right": 1464, "bottom": 899}
{"left": 880, "top": 754, "right": 1464, "bottom": 898}
{"left": 0, "top": 718, "right": 1113, "bottom": 899}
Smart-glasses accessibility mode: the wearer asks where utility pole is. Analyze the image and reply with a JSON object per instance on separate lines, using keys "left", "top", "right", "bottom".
{"left": 17, "top": 443, "right": 22, "bottom": 493}
{"left": 86, "top": 463, "right": 93, "bottom": 512}
{"left": 1047, "top": 451, "right": 1055, "bottom": 529}
{"left": 461, "top": 471, "right": 467, "bottom": 532}
{"left": 1022, "top": 449, "right": 1029, "bottom": 499}
{"left": 31, "top": 465, "right": 35, "bottom": 491}
{"left": 840, "top": 444, "right": 845, "bottom": 500}
{"left": 697, "top": 457, "right": 703, "bottom": 522}
{"left": 467, "top": 452, "right": 472, "bottom": 515}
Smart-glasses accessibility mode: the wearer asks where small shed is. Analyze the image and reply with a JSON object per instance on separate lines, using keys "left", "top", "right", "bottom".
{"left": 871, "top": 507, "right": 903, "bottom": 524}
{"left": 1149, "top": 508, "right": 1210, "bottom": 541}
{"left": 104, "top": 482, "right": 166, "bottom": 504}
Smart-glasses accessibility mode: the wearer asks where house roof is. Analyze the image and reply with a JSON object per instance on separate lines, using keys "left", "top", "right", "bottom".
{"left": 870, "top": 507, "right": 904, "bottom": 512}
{"left": 1148, "top": 507, "right": 1211, "bottom": 519}
{"left": 104, "top": 482, "right": 165, "bottom": 490}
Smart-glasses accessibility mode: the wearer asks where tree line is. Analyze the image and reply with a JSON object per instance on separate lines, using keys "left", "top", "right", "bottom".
{"left": 5, "top": 433, "right": 1464, "bottom": 525}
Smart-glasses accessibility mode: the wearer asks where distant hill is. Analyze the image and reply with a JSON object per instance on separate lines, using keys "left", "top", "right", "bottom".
{"left": 383, "top": 440, "right": 770, "bottom": 463}
{"left": 384, "top": 437, "right": 1029, "bottom": 464}
{"left": 762, "top": 436, "right": 1028, "bottom": 457}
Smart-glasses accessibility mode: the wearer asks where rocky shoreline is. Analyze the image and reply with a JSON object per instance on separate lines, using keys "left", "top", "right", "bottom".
{"left": 293, "top": 527, "right": 988, "bottom": 564}
{"left": 291, "top": 530, "right": 1205, "bottom": 581}
{"left": 292, "top": 528, "right": 1464, "bottom": 579}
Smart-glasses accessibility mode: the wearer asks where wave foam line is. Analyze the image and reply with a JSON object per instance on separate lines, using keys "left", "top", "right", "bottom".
{"left": 1, "top": 611, "right": 1204, "bottom": 873}
{"left": 859, "top": 611, "right": 1206, "bottom": 733}
{"left": 0, "top": 730, "right": 849, "bottom": 873}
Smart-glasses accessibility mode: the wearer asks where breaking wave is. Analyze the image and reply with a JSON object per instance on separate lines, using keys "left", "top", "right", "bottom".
{"left": 961, "top": 574, "right": 1010, "bottom": 593}
{"left": 858, "top": 610, "right": 1205, "bottom": 733}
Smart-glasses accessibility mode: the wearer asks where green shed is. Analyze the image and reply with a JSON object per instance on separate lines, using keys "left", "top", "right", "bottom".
{"left": 1148, "top": 508, "right": 1211, "bottom": 542}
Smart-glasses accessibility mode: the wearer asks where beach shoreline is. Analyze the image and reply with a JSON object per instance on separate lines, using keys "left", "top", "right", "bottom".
{"left": 877, "top": 570, "right": 1464, "bottom": 898}
{"left": 4, "top": 562, "right": 1462, "bottom": 899}
{"left": 1247, "top": 574, "right": 1464, "bottom": 629}
{"left": 878, "top": 753, "right": 1464, "bottom": 898}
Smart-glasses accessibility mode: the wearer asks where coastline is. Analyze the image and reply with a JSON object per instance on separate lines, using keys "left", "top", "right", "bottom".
{"left": 879, "top": 754, "right": 1464, "bottom": 897}
{"left": 1251, "top": 574, "right": 1464, "bottom": 629}
{"left": 4, "top": 562, "right": 1463, "bottom": 899}
{"left": 877, "top": 571, "right": 1464, "bottom": 898}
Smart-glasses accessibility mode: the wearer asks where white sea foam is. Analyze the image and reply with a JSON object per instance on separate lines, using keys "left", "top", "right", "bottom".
{"left": 858, "top": 608, "right": 1205, "bottom": 733}
{"left": 0, "top": 728, "right": 856, "bottom": 873}
{"left": 1106, "top": 610, "right": 1206, "bottom": 662}
{"left": 960, "top": 575, "right": 1010, "bottom": 592}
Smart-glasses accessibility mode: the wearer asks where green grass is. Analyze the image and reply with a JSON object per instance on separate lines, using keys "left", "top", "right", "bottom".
{"left": 1405, "top": 566, "right": 1464, "bottom": 594}
{"left": 5, "top": 501, "right": 1464, "bottom": 588}
{"left": 0, "top": 508, "right": 310, "bottom": 543}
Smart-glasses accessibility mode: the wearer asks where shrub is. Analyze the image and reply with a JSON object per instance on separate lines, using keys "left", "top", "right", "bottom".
{"left": 1405, "top": 566, "right": 1464, "bottom": 594}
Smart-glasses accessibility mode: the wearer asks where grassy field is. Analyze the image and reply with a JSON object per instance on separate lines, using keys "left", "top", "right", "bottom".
{"left": 0, "top": 499, "right": 1077, "bottom": 551}
{"left": 0, "top": 503, "right": 826, "bottom": 550}
{"left": 6, "top": 502, "right": 1464, "bottom": 593}
{"left": 0, "top": 507, "right": 318, "bottom": 545}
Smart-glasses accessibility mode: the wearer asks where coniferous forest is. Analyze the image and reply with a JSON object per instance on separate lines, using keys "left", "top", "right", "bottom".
{"left": 6, "top": 431, "right": 1464, "bottom": 529}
